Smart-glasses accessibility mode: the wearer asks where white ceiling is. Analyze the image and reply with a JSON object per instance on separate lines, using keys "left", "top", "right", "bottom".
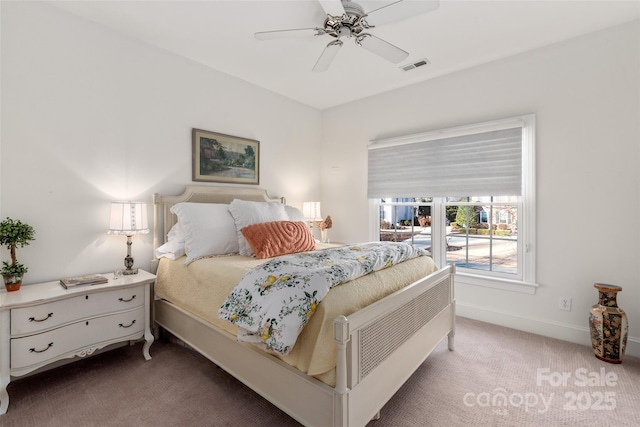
{"left": 48, "top": 0, "right": 640, "bottom": 110}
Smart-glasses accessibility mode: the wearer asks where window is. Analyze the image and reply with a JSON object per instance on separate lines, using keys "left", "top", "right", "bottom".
{"left": 479, "top": 210, "right": 488, "bottom": 225}
{"left": 498, "top": 209, "right": 511, "bottom": 224}
{"left": 368, "top": 115, "right": 537, "bottom": 293}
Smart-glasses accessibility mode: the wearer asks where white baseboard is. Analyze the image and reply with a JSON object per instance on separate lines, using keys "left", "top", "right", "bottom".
{"left": 457, "top": 302, "right": 640, "bottom": 359}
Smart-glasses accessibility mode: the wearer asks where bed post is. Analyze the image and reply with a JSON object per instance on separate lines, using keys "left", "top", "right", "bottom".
{"left": 333, "top": 315, "right": 350, "bottom": 427}
{"left": 448, "top": 263, "right": 456, "bottom": 351}
{"left": 150, "top": 193, "right": 161, "bottom": 274}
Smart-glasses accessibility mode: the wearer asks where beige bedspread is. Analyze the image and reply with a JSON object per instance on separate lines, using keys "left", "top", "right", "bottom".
{"left": 155, "top": 246, "right": 438, "bottom": 385}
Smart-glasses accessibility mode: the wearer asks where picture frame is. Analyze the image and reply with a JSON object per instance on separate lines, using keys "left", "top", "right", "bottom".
{"left": 192, "top": 129, "right": 260, "bottom": 184}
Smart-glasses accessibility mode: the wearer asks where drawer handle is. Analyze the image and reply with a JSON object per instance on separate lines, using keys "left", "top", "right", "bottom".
{"left": 118, "top": 295, "right": 136, "bottom": 303}
{"left": 30, "top": 342, "right": 53, "bottom": 353}
{"left": 119, "top": 320, "right": 136, "bottom": 328}
{"left": 29, "top": 313, "right": 54, "bottom": 322}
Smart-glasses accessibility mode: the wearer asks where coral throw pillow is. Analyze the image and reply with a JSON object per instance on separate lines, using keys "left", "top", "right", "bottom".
{"left": 241, "top": 221, "right": 316, "bottom": 259}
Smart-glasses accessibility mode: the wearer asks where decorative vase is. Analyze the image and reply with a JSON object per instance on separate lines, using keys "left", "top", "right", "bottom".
{"left": 320, "top": 229, "right": 329, "bottom": 244}
{"left": 3, "top": 274, "right": 23, "bottom": 292}
{"left": 589, "top": 283, "right": 628, "bottom": 364}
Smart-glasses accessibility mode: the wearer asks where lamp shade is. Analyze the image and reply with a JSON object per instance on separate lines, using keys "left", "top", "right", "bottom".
{"left": 302, "top": 202, "right": 322, "bottom": 221}
{"left": 108, "top": 201, "right": 149, "bottom": 236}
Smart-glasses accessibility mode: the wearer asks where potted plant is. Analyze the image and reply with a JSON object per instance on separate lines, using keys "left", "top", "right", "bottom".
{"left": 0, "top": 217, "right": 35, "bottom": 292}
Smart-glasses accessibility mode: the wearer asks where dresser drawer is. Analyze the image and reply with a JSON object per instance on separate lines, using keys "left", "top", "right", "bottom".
{"left": 11, "top": 285, "right": 144, "bottom": 335}
{"left": 11, "top": 306, "right": 145, "bottom": 370}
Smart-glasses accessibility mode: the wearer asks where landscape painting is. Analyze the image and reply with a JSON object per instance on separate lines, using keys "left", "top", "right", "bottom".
{"left": 192, "top": 129, "right": 259, "bottom": 184}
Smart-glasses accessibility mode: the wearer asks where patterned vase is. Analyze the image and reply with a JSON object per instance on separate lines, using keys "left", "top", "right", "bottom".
{"left": 589, "top": 283, "right": 628, "bottom": 364}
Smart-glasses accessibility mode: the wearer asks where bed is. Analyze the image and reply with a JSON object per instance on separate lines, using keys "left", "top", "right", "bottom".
{"left": 151, "top": 185, "right": 455, "bottom": 427}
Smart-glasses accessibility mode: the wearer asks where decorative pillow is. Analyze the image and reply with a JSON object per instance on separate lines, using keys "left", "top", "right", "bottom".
{"left": 170, "top": 202, "right": 239, "bottom": 265}
{"left": 284, "top": 205, "right": 306, "bottom": 223}
{"left": 241, "top": 221, "right": 316, "bottom": 259}
{"left": 228, "top": 199, "right": 289, "bottom": 256}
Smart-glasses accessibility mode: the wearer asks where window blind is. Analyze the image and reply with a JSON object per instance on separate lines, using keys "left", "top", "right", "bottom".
{"left": 368, "top": 127, "right": 522, "bottom": 198}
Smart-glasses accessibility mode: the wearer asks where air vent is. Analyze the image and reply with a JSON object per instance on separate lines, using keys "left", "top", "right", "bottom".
{"left": 400, "top": 58, "right": 430, "bottom": 72}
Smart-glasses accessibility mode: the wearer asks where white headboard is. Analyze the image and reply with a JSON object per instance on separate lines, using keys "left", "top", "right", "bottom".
{"left": 151, "top": 185, "right": 283, "bottom": 270}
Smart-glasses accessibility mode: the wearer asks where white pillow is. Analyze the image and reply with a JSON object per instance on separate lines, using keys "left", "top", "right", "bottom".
{"left": 155, "top": 240, "right": 186, "bottom": 260}
{"left": 228, "top": 199, "right": 289, "bottom": 256}
{"left": 284, "top": 205, "right": 307, "bottom": 223}
{"left": 155, "top": 223, "right": 186, "bottom": 260}
{"left": 167, "top": 221, "right": 185, "bottom": 243}
{"left": 170, "top": 202, "right": 239, "bottom": 265}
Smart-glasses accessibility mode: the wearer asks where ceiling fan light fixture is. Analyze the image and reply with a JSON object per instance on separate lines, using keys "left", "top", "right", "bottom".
{"left": 337, "top": 26, "right": 352, "bottom": 38}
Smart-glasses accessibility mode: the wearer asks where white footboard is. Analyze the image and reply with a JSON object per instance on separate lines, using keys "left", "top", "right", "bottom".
{"left": 333, "top": 264, "right": 455, "bottom": 427}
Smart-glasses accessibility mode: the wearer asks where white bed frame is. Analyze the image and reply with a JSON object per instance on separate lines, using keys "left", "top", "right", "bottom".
{"left": 151, "top": 185, "right": 455, "bottom": 427}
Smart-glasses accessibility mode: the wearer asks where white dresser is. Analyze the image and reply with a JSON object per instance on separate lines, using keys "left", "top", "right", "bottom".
{"left": 0, "top": 270, "right": 155, "bottom": 414}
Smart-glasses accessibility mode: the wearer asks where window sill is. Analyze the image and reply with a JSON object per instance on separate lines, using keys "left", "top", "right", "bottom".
{"left": 455, "top": 271, "right": 538, "bottom": 294}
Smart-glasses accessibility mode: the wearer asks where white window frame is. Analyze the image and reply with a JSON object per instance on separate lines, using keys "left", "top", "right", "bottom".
{"left": 369, "top": 115, "right": 537, "bottom": 294}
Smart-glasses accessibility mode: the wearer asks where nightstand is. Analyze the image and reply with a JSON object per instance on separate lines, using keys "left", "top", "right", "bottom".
{"left": 0, "top": 269, "right": 155, "bottom": 415}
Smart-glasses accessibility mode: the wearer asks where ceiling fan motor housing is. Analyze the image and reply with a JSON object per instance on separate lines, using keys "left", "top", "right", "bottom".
{"left": 343, "top": 1, "right": 365, "bottom": 17}
{"left": 324, "top": 0, "right": 371, "bottom": 38}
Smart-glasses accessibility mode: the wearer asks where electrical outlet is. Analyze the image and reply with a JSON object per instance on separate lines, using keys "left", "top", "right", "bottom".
{"left": 559, "top": 297, "right": 572, "bottom": 311}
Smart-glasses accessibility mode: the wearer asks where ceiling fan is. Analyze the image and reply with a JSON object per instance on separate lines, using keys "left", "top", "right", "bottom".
{"left": 255, "top": 0, "right": 440, "bottom": 72}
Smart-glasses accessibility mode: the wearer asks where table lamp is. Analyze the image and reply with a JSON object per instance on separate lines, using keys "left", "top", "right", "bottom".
{"left": 108, "top": 201, "right": 149, "bottom": 275}
{"left": 302, "top": 201, "right": 322, "bottom": 224}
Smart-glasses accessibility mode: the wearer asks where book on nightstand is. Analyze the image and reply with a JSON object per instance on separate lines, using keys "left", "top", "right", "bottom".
{"left": 60, "top": 274, "right": 109, "bottom": 289}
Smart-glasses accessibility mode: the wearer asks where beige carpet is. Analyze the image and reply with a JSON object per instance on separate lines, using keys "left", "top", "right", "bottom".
{"left": 2, "top": 317, "right": 639, "bottom": 426}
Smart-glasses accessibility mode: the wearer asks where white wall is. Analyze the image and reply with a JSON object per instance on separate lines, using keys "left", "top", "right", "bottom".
{"left": 0, "top": 2, "right": 322, "bottom": 283}
{"left": 320, "top": 21, "right": 640, "bottom": 357}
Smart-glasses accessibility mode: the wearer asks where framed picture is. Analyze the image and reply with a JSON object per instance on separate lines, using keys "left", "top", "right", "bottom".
{"left": 192, "top": 129, "right": 260, "bottom": 184}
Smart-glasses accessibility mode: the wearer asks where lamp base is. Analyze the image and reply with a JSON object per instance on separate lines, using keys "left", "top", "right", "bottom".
{"left": 123, "top": 250, "right": 138, "bottom": 275}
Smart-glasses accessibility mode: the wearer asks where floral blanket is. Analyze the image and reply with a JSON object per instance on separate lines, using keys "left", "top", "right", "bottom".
{"left": 218, "top": 242, "right": 428, "bottom": 355}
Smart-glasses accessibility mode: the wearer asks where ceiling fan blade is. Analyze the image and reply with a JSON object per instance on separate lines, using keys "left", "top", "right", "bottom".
{"left": 313, "top": 40, "right": 343, "bottom": 72}
{"left": 356, "top": 34, "right": 409, "bottom": 63}
{"left": 366, "top": 0, "right": 440, "bottom": 26}
{"left": 318, "top": 0, "right": 346, "bottom": 17}
{"left": 255, "top": 28, "right": 325, "bottom": 40}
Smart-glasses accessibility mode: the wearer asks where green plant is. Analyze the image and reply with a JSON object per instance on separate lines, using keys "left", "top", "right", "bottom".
{"left": 445, "top": 205, "right": 458, "bottom": 224}
{"left": 2, "top": 261, "right": 28, "bottom": 277}
{"left": 0, "top": 217, "right": 35, "bottom": 278}
{"left": 455, "top": 205, "right": 481, "bottom": 229}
